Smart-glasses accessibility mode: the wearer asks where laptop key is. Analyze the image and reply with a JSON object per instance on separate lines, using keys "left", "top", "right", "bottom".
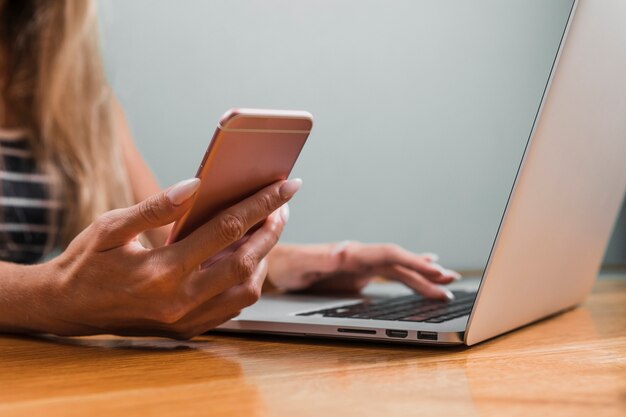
{"left": 372, "top": 313, "right": 412, "bottom": 321}
{"left": 348, "top": 314, "right": 373, "bottom": 319}
{"left": 296, "top": 311, "right": 318, "bottom": 316}
{"left": 301, "top": 291, "right": 476, "bottom": 323}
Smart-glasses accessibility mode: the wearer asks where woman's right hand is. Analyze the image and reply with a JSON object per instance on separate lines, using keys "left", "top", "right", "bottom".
{"left": 31, "top": 178, "right": 301, "bottom": 339}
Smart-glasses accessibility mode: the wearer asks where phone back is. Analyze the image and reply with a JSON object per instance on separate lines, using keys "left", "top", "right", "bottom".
{"left": 169, "top": 108, "right": 313, "bottom": 243}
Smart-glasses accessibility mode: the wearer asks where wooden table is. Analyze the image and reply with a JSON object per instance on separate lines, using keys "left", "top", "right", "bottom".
{"left": 1, "top": 278, "right": 624, "bottom": 417}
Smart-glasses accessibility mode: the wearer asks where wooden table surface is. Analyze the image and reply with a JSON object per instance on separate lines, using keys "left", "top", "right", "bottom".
{"left": 1, "top": 278, "right": 624, "bottom": 417}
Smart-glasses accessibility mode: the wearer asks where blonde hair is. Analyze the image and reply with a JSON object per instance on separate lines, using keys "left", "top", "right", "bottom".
{"left": 1, "top": 0, "right": 132, "bottom": 246}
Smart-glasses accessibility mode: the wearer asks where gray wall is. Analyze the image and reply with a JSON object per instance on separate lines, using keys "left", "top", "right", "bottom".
{"left": 99, "top": 0, "right": 624, "bottom": 271}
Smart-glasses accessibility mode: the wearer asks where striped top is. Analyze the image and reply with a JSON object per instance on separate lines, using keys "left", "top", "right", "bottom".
{"left": 0, "top": 128, "right": 60, "bottom": 264}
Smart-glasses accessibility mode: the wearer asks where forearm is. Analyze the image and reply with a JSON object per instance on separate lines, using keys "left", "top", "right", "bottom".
{"left": 0, "top": 261, "right": 57, "bottom": 334}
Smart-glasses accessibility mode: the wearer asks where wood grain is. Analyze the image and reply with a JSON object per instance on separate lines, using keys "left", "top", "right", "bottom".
{"left": 0, "top": 279, "right": 624, "bottom": 417}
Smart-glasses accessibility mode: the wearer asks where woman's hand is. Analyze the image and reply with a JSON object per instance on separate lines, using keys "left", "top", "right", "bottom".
{"left": 267, "top": 241, "right": 461, "bottom": 300}
{"left": 14, "top": 178, "right": 302, "bottom": 339}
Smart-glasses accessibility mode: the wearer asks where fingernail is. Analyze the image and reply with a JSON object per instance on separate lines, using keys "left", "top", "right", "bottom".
{"left": 330, "top": 240, "right": 351, "bottom": 256}
{"left": 421, "top": 252, "right": 439, "bottom": 262}
{"left": 280, "top": 203, "right": 290, "bottom": 223}
{"left": 441, "top": 267, "right": 462, "bottom": 281}
{"left": 437, "top": 285, "right": 455, "bottom": 301}
{"left": 448, "top": 270, "right": 463, "bottom": 281}
{"left": 279, "top": 178, "right": 303, "bottom": 199}
{"left": 432, "top": 263, "right": 462, "bottom": 280}
{"left": 166, "top": 178, "right": 201, "bottom": 206}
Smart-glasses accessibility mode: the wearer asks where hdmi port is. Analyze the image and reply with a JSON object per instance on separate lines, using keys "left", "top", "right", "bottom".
{"left": 386, "top": 329, "right": 408, "bottom": 338}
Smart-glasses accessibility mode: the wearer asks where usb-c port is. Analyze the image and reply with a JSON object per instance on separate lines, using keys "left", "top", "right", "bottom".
{"left": 385, "top": 329, "right": 408, "bottom": 338}
{"left": 417, "top": 331, "right": 438, "bottom": 341}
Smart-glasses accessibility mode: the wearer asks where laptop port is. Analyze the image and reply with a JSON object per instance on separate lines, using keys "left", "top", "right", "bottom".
{"left": 337, "top": 328, "right": 376, "bottom": 335}
{"left": 417, "top": 331, "right": 438, "bottom": 341}
{"left": 385, "top": 329, "right": 408, "bottom": 338}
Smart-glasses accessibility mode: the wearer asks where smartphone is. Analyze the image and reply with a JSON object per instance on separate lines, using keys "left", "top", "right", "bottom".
{"left": 167, "top": 108, "right": 313, "bottom": 245}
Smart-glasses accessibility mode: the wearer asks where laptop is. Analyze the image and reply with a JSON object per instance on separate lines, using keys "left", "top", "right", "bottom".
{"left": 217, "top": 0, "right": 626, "bottom": 346}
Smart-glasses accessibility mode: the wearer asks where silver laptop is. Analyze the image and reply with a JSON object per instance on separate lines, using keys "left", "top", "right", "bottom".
{"left": 217, "top": 0, "right": 626, "bottom": 346}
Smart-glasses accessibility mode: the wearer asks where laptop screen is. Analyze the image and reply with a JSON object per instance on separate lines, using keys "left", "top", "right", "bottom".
{"left": 101, "top": 0, "right": 576, "bottom": 277}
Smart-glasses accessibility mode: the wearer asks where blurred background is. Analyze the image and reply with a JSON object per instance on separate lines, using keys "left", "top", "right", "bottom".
{"left": 98, "top": 0, "right": 624, "bottom": 274}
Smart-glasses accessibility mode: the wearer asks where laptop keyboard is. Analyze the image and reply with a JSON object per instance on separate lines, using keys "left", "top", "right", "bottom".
{"left": 296, "top": 291, "right": 475, "bottom": 323}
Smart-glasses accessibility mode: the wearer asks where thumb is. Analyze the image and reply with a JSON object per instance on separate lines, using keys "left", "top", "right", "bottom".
{"left": 93, "top": 178, "right": 200, "bottom": 249}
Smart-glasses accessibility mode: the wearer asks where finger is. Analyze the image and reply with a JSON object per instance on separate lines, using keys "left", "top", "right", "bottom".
{"left": 234, "top": 207, "right": 286, "bottom": 263}
{"left": 176, "top": 258, "right": 269, "bottom": 332}
{"left": 92, "top": 178, "right": 201, "bottom": 250}
{"left": 185, "top": 209, "right": 285, "bottom": 306}
{"left": 418, "top": 252, "right": 439, "bottom": 263}
{"left": 165, "top": 179, "right": 301, "bottom": 270}
{"left": 381, "top": 264, "right": 454, "bottom": 301}
{"left": 115, "top": 259, "right": 269, "bottom": 339}
{"left": 350, "top": 244, "right": 462, "bottom": 281}
{"left": 199, "top": 205, "right": 287, "bottom": 270}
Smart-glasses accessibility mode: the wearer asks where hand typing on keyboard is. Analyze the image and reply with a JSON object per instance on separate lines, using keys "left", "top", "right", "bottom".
{"left": 267, "top": 241, "right": 460, "bottom": 300}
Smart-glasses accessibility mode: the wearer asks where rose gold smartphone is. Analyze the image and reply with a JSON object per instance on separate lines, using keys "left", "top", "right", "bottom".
{"left": 167, "top": 108, "right": 313, "bottom": 245}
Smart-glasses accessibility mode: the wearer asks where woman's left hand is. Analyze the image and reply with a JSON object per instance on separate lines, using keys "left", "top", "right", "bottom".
{"left": 267, "top": 241, "right": 461, "bottom": 301}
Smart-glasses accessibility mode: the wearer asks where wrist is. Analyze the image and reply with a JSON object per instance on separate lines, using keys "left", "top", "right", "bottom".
{"left": 0, "top": 259, "right": 64, "bottom": 335}
{"left": 266, "top": 244, "right": 292, "bottom": 288}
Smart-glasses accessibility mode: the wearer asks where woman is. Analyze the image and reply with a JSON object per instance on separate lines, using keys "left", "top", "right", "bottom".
{"left": 0, "top": 1, "right": 459, "bottom": 339}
